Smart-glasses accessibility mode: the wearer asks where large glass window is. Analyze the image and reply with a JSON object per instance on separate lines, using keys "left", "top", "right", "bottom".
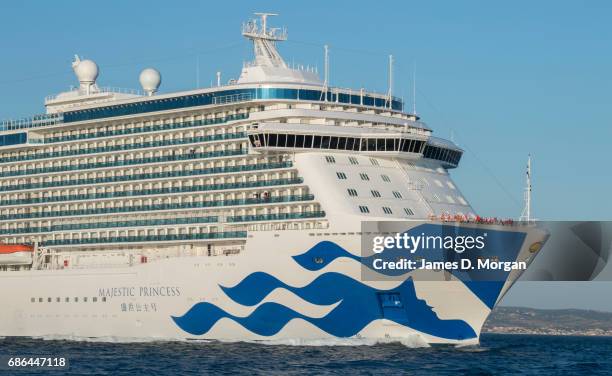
{"left": 0, "top": 132, "right": 27, "bottom": 146}
{"left": 367, "top": 138, "right": 376, "bottom": 152}
{"left": 304, "top": 135, "right": 313, "bottom": 148}
{"left": 320, "top": 136, "right": 331, "bottom": 149}
{"left": 61, "top": 87, "right": 403, "bottom": 124}
{"left": 268, "top": 133, "right": 278, "bottom": 147}
{"left": 286, "top": 134, "right": 296, "bottom": 148}
{"left": 330, "top": 137, "right": 339, "bottom": 150}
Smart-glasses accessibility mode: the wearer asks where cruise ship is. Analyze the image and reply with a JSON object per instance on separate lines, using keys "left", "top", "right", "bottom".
{"left": 0, "top": 14, "right": 548, "bottom": 345}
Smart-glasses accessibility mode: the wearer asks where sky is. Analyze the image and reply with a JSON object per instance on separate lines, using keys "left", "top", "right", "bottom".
{"left": 0, "top": 1, "right": 610, "bottom": 310}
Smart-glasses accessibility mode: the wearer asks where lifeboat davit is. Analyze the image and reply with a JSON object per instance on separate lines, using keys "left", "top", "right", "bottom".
{"left": 0, "top": 244, "right": 34, "bottom": 265}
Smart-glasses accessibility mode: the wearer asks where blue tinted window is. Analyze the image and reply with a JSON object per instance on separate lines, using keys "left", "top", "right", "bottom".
{"left": 62, "top": 87, "right": 403, "bottom": 123}
{"left": 0, "top": 132, "right": 27, "bottom": 146}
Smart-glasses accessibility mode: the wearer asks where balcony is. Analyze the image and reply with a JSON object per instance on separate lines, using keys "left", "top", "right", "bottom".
{"left": 41, "top": 231, "right": 248, "bottom": 246}
{"left": 0, "top": 149, "right": 247, "bottom": 178}
{"left": 0, "top": 162, "right": 294, "bottom": 192}
{"left": 0, "top": 177, "right": 303, "bottom": 207}
{"left": 0, "top": 194, "right": 315, "bottom": 221}
{"left": 2, "top": 132, "right": 246, "bottom": 164}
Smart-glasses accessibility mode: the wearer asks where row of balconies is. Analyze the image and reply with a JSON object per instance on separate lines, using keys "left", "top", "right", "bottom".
{"left": 0, "top": 159, "right": 292, "bottom": 192}
{"left": 0, "top": 170, "right": 293, "bottom": 199}
{"left": 0, "top": 191, "right": 313, "bottom": 221}
{"left": 0, "top": 176, "right": 303, "bottom": 207}
{"left": 0, "top": 207, "right": 325, "bottom": 235}
{"left": 44, "top": 111, "right": 249, "bottom": 143}
{"left": 0, "top": 144, "right": 248, "bottom": 177}
{"left": 1, "top": 128, "right": 246, "bottom": 165}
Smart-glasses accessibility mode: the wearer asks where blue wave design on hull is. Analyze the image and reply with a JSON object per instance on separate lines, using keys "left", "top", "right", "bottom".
{"left": 292, "top": 224, "right": 527, "bottom": 308}
{"left": 291, "top": 241, "right": 360, "bottom": 271}
{"left": 173, "top": 272, "right": 476, "bottom": 340}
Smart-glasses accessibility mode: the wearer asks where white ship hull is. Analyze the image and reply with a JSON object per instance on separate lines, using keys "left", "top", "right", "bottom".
{"left": 0, "top": 223, "right": 546, "bottom": 345}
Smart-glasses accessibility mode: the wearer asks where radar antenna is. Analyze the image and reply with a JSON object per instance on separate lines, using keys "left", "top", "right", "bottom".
{"left": 242, "top": 13, "right": 288, "bottom": 68}
{"left": 520, "top": 154, "right": 532, "bottom": 223}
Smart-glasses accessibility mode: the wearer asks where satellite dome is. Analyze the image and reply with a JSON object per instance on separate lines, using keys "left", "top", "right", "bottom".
{"left": 139, "top": 68, "right": 161, "bottom": 96}
{"left": 72, "top": 57, "right": 99, "bottom": 84}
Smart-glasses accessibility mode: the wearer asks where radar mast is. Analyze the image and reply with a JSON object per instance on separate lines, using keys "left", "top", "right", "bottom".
{"left": 520, "top": 154, "right": 532, "bottom": 223}
{"left": 242, "top": 13, "right": 288, "bottom": 68}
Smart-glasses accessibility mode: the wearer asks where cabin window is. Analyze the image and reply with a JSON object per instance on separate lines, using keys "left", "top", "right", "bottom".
{"left": 359, "top": 206, "right": 370, "bottom": 213}
{"left": 347, "top": 189, "right": 358, "bottom": 197}
{"left": 371, "top": 190, "right": 381, "bottom": 198}
{"left": 382, "top": 207, "right": 393, "bottom": 214}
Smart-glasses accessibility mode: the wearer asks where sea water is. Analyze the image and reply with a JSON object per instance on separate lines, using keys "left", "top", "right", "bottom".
{"left": 0, "top": 334, "right": 610, "bottom": 375}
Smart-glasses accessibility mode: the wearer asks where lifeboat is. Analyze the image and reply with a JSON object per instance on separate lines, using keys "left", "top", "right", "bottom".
{"left": 0, "top": 244, "right": 34, "bottom": 265}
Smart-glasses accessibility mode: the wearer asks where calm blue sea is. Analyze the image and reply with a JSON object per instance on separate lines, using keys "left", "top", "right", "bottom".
{"left": 0, "top": 334, "right": 611, "bottom": 375}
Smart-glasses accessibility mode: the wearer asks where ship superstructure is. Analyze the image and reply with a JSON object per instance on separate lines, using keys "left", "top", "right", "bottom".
{"left": 0, "top": 14, "right": 546, "bottom": 345}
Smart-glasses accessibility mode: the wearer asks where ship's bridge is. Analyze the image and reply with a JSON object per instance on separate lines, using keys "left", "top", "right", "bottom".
{"left": 247, "top": 123, "right": 463, "bottom": 168}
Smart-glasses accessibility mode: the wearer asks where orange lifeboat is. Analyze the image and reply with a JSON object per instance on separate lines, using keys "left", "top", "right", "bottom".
{"left": 0, "top": 244, "right": 34, "bottom": 265}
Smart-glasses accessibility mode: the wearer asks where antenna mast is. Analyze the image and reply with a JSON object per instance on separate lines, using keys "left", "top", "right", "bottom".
{"left": 320, "top": 44, "right": 329, "bottom": 101}
{"left": 387, "top": 54, "right": 394, "bottom": 109}
{"left": 520, "top": 154, "right": 532, "bottom": 222}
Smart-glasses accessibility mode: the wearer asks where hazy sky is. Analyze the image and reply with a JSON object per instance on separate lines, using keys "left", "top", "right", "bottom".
{"left": 1, "top": 1, "right": 610, "bottom": 310}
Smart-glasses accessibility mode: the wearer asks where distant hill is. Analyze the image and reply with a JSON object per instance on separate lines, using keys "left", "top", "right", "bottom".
{"left": 483, "top": 307, "right": 612, "bottom": 336}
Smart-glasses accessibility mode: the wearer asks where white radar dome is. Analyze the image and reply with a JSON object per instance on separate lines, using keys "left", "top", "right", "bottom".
{"left": 72, "top": 58, "right": 99, "bottom": 84}
{"left": 139, "top": 68, "right": 161, "bottom": 96}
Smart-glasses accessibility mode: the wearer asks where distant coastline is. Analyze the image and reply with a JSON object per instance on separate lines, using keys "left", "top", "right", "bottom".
{"left": 484, "top": 307, "right": 612, "bottom": 336}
